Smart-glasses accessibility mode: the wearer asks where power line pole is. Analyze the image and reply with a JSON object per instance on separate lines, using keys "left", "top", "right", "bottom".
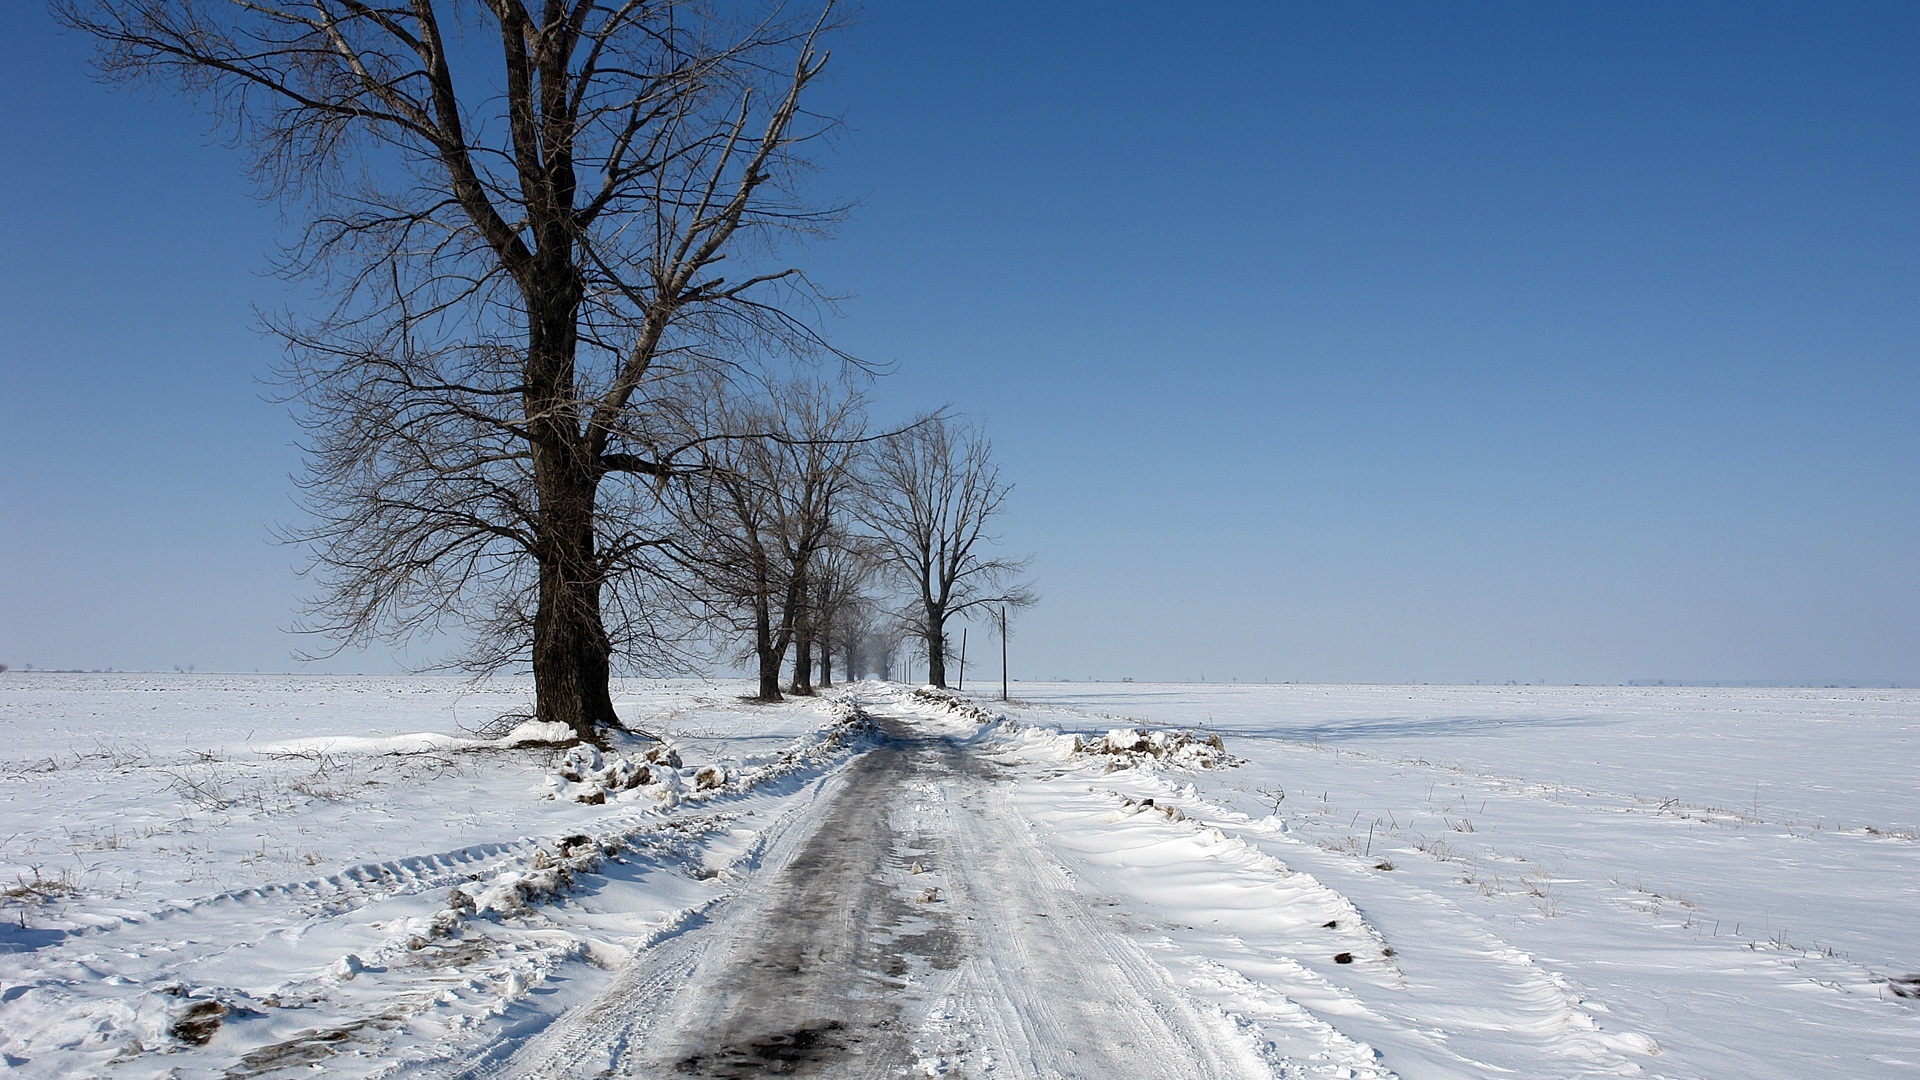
{"left": 999, "top": 605, "right": 1009, "bottom": 703}
{"left": 959, "top": 628, "right": 968, "bottom": 691}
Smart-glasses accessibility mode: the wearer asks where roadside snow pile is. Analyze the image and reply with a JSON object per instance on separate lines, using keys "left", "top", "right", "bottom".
{"left": 452, "top": 834, "right": 612, "bottom": 917}
{"left": 901, "top": 686, "right": 1237, "bottom": 772}
{"left": 545, "top": 742, "right": 684, "bottom": 804}
{"left": 540, "top": 699, "right": 875, "bottom": 806}
{"left": 716, "top": 698, "right": 875, "bottom": 791}
{"left": 908, "top": 685, "right": 1001, "bottom": 724}
{"left": 1073, "top": 726, "right": 1238, "bottom": 769}
{"left": 981, "top": 715, "right": 1240, "bottom": 771}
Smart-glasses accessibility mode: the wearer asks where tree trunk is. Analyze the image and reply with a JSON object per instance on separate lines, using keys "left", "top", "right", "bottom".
{"left": 791, "top": 633, "right": 814, "bottom": 694}
{"left": 790, "top": 596, "right": 814, "bottom": 695}
{"left": 750, "top": 543, "right": 784, "bottom": 702}
{"left": 925, "top": 615, "right": 947, "bottom": 688}
{"left": 527, "top": 286, "right": 617, "bottom": 741}
{"left": 531, "top": 545, "right": 619, "bottom": 740}
{"left": 766, "top": 564, "right": 804, "bottom": 698}
{"left": 754, "top": 590, "right": 784, "bottom": 702}
{"left": 756, "top": 653, "right": 783, "bottom": 700}
{"left": 526, "top": 487, "right": 618, "bottom": 738}
{"left": 817, "top": 625, "right": 833, "bottom": 687}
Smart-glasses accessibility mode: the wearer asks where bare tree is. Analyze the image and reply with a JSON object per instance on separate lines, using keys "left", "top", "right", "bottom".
{"left": 57, "top": 1, "right": 846, "bottom": 738}
{"left": 670, "top": 375, "right": 864, "bottom": 701}
{"left": 858, "top": 416, "right": 1034, "bottom": 688}
{"left": 670, "top": 385, "right": 793, "bottom": 703}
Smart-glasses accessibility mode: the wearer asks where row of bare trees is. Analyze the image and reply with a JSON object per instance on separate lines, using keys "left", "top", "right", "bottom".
{"left": 60, "top": 0, "right": 1031, "bottom": 736}
{"left": 669, "top": 376, "right": 1032, "bottom": 703}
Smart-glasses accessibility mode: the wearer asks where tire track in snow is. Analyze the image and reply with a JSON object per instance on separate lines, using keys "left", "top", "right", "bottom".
{"left": 0, "top": 716, "right": 877, "bottom": 1079}
{"left": 34, "top": 710, "right": 872, "bottom": 948}
{"left": 999, "top": 742, "right": 1654, "bottom": 1077}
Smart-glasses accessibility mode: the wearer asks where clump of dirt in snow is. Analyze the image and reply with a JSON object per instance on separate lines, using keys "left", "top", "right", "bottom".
{"left": 167, "top": 997, "right": 229, "bottom": 1046}
{"left": 1115, "top": 794, "right": 1188, "bottom": 822}
{"left": 1073, "top": 727, "right": 1239, "bottom": 769}
{"left": 1884, "top": 974, "right": 1920, "bottom": 1000}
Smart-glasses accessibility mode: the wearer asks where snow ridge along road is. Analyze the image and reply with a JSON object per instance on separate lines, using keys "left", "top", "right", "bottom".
{"left": 487, "top": 689, "right": 1274, "bottom": 1077}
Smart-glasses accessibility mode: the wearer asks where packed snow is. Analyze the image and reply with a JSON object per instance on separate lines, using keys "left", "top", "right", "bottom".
{"left": 1, "top": 673, "right": 1914, "bottom": 1076}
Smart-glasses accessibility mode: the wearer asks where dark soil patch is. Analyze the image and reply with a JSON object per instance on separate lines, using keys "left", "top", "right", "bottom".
{"left": 169, "top": 1000, "right": 228, "bottom": 1046}
{"left": 676, "top": 1019, "right": 850, "bottom": 1076}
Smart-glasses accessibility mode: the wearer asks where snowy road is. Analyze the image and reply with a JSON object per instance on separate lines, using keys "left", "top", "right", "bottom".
{"left": 492, "top": 706, "right": 1267, "bottom": 1077}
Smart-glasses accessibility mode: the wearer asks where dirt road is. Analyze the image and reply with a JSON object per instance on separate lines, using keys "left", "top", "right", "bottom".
{"left": 487, "top": 708, "right": 1263, "bottom": 1078}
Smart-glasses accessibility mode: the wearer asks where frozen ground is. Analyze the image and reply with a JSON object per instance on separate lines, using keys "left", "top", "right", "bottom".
{"left": 1, "top": 674, "right": 1915, "bottom": 1076}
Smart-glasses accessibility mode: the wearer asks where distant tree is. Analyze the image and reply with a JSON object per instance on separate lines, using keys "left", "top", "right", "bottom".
{"left": 861, "top": 623, "right": 907, "bottom": 682}
{"left": 770, "top": 383, "right": 866, "bottom": 697}
{"left": 57, "top": 1, "right": 845, "bottom": 740}
{"left": 806, "top": 533, "right": 879, "bottom": 687}
{"left": 858, "top": 416, "right": 1034, "bottom": 688}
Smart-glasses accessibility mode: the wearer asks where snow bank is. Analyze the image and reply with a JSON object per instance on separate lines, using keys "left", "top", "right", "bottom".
{"left": 982, "top": 716, "right": 1239, "bottom": 771}
{"left": 254, "top": 717, "right": 577, "bottom": 757}
{"left": 901, "top": 685, "right": 1238, "bottom": 770}
{"left": 1073, "top": 726, "right": 1238, "bottom": 768}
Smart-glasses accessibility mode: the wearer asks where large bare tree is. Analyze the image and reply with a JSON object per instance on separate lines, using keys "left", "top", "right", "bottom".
{"left": 859, "top": 416, "right": 1033, "bottom": 688}
{"left": 57, "top": 1, "right": 844, "bottom": 738}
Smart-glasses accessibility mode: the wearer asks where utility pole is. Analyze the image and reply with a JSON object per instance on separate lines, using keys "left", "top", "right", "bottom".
{"left": 959, "top": 628, "right": 968, "bottom": 691}
{"left": 999, "top": 605, "right": 1009, "bottom": 703}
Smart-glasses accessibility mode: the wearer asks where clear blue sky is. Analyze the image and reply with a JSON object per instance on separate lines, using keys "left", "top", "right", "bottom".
{"left": 2, "top": 2, "right": 1915, "bottom": 683}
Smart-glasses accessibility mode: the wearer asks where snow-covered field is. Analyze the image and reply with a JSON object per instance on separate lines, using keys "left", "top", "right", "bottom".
{"left": 999, "top": 682, "right": 1920, "bottom": 1077}
{"left": 0, "top": 673, "right": 868, "bottom": 1076}
{"left": 1, "top": 674, "right": 1915, "bottom": 1076}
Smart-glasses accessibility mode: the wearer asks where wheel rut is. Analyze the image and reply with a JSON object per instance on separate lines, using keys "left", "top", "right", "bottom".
{"left": 647, "top": 718, "right": 963, "bottom": 1076}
